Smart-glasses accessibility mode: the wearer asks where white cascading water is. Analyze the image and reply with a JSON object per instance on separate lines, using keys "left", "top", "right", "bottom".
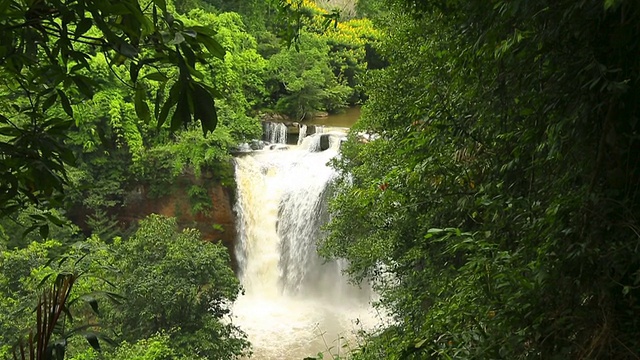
{"left": 263, "top": 122, "right": 288, "bottom": 144}
{"left": 232, "top": 132, "right": 377, "bottom": 359}
{"left": 297, "top": 124, "right": 307, "bottom": 145}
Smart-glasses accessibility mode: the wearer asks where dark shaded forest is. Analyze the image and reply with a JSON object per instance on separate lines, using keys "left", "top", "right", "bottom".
{"left": 323, "top": 0, "right": 640, "bottom": 358}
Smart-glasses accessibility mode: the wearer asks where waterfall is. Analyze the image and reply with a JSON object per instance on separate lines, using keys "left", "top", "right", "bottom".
{"left": 263, "top": 122, "right": 288, "bottom": 144}
{"left": 232, "top": 133, "right": 376, "bottom": 359}
{"left": 297, "top": 124, "right": 307, "bottom": 145}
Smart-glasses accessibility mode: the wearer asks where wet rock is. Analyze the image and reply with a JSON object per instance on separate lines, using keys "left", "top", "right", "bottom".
{"left": 269, "top": 144, "right": 289, "bottom": 151}
{"left": 320, "top": 134, "right": 330, "bottom": 151}
{"left": 250, "top": 140, "right": 265, "bottom": 150}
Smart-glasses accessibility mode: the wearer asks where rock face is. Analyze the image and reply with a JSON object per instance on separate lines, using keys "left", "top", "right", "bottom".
{"left": 119, "top": 175, "right": 238, "bottom": 268}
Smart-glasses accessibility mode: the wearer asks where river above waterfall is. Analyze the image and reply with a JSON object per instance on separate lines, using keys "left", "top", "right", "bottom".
{"left": 231, "top": 132, "right": 378, "bottom": 359}
{"left": 306, "top": 106, "right": 361, "bottom": 128}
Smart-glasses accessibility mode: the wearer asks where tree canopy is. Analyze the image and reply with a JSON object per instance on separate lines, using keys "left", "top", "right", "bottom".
{"left": 0, "top": 0, "right": 227, "bottom": 220}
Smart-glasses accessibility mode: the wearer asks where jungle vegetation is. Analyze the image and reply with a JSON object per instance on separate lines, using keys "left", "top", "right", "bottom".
{"left": 322, "top": 0, "right": 640, "bottom": 359}
{"left": 1, "top": 0, "right": 639, "bottom": 359}
{"left": 0, "top": 0, "right": 376, "bottom": 358}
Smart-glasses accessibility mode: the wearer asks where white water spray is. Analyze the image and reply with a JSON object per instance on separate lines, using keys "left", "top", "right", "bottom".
{"left": 263, "top": 122, "right": 288, "bottom": 144}
{"left": 297, "top": 124, "right": 307, "bottom": 145}
{"left": 232, "top": 133, "right": 376, "bottom": 359}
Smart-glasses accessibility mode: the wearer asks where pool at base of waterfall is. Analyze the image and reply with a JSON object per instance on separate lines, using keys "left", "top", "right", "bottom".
{"left": 232, "top": 295, "right": 379, "bottom": 359}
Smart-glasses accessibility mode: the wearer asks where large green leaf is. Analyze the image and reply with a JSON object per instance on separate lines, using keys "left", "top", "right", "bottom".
{"left": 192, "top": 82, "right": 218, "bottom": 135}
{"left": 134, "top": 83, "right": 151, "bottom": 123}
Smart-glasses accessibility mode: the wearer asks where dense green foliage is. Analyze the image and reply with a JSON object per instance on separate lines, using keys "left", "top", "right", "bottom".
{"left": 111, "top": 215, "right": 248, "bottom": 359}
{"left": 322, "top": 0, "right": 640, "bottom": 358}
{"left": 268, "top": 31, "right": 351, "bottom": 119}
{"left": 68, "top": 333, "right": 200, "bottom": 360}
{"left": 0, "top": 0, "right": 227, "bottom": 220}
{"left": 0, "top": 240, "right": 65, "bottom": 352}
{"left": 26, "top": 0, "right": 377, "bottom": 239}
{"left": 62, "top": 8, "right": 267, "bottom": 229}
{"left": 0, "top": 215, "right": 247, "bottom": 359}
{"left": 0, "top": 0, "right": 378, "bottom": 233}
{"left": 10, "top": 0, "right": 636, "bottom": 358}
{"left": 1, "top": 0, "right": 381, "bottom": 358}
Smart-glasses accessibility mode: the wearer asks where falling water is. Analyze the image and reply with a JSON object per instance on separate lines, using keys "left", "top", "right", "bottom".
{"left": 297, "top": 124, "right": 307, "bottom": 145}
{"left": 232, "top": 132, "right": 377, "bottom": 359}
{"left": 263, "top": 122, "right": 288, "bottom": 144}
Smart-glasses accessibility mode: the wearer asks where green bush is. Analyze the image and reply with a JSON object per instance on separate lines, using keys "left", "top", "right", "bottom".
{"left": 111, "top": 215, "right": 249, "bottom": 359}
